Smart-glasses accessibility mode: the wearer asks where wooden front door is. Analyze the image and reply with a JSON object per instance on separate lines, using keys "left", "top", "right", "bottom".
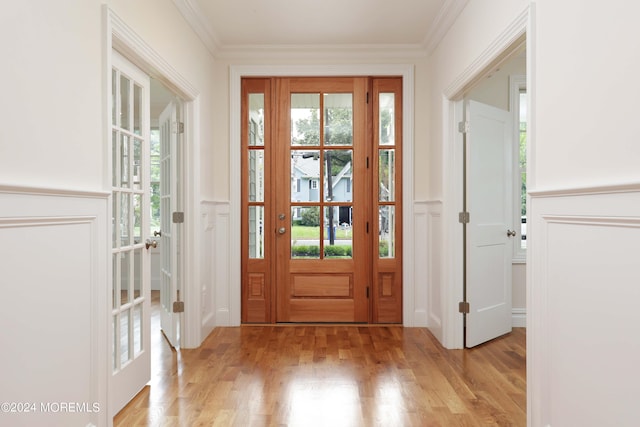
{"left": 241, "top": 77, "right": 402, "bottom": 323}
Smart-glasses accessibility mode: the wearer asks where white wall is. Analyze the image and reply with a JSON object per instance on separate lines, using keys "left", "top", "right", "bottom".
{"left": 534, "top": 0, "right": 640, "bottom": 189}
{"left": 0, "top": 0, "right": 217, "bottom": 423}
{"left": 529, "top": 1, "right": 640, "bottom": 425}
{"left": 0, "top": 2, "right": 107, "bottom": 425}
{"left": 0, "top": 1, "right": 103, "bottom": 190}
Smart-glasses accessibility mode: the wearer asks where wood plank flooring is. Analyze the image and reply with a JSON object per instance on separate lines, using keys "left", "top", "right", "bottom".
{"left": 115, "top": 296, "right": 526, "bottom": 426}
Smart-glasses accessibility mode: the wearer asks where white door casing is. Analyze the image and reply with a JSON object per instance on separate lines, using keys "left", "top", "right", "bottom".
{"left": 465, "top": 100, "right": 513, "bottom": 348}
{"left": 110, "top": 50, "right": 152, "bottom": 414}
{"left": 159, "top": 101, "right": 181, "bottom": 348}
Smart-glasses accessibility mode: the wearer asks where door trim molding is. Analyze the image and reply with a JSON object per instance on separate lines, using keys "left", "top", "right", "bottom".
{"left": 441, "top": 5, "right": 531, "bottom": 349}
{"left": 104, "top": 7, "right": 201, "bottom": 351}
{"left": 229, "top": 64, "right": 415, "bottom": 326}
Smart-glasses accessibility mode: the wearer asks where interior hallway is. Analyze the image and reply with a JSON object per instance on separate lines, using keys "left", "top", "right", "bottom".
{"left": 115, "top": 295, "right": 525, "bottom": 426}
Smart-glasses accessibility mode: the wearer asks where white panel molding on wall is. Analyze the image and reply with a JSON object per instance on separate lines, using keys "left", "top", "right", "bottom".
{"left": 427, "top": 201, "right": 444, "bottom": 341}
{"left": 412, "top": 201, "right": 430, "bottom": 327}
{"left": 201, "top": 200, "right": 232, "bottom": 330}
{"left": 200, "top": 200, "right": 217, "bottom": 339}
{"left": 528, "top": 183, "right": 640, "bottom": 427}
{"left": 411, "top": 200, "right": 443, "bottom": 331}
{"left": 0, "top": 186, "right": 108, "bottom": 427}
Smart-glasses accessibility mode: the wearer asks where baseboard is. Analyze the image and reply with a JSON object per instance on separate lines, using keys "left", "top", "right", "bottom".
{"left": 512, "top": 308, "right": 526, "bottom": 328}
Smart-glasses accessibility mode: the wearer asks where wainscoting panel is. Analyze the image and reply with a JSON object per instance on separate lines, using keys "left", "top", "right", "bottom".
{"left": 0, "top": 186, "right": 108, "bottom": 427}
{"left": 529, "top": 185, "right": 640, "bottom": 427}
{"left": 200, "top": 201, "right": 216, "bottom": 339}
{"left": 200, "top": 200, "right": 231, "bottom": 335}
{"left": 411, "top": 201, "right": 442, "bottom": 331}
{"left": 427, "top": 201, "right": 443, "bottom": 340}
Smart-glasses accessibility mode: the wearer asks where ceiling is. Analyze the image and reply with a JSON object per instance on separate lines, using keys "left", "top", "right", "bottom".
{"left": 175, "top": 0, "right": 468, "bottom": 56}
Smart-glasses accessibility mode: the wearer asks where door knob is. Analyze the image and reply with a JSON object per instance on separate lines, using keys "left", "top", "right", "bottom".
{"left": 154, "top": 230, "right": 162, "bottom": 237}
{"left": 145, "top": 238, "right": 158, "bottom": 249}
{"left": 278, "top": 213, "right": 286, "bottom": 220}
{"left": 507, "top": 230, "right": 517, "bottom": 237}
{"left": 278, "top": 227, "right": 286, "bottom": 235}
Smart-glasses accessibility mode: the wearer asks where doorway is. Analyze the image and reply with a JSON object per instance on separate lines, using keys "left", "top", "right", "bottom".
{"left": 109, "top": 55, "right": 188, "bottom": 418}
{"left": 150, "top": 79, "right": 184, "bottom": 349}
{"left": 452, "top": 42, "right": 528, "bottom": 348}
{"left": 241, "top": 77, "right": 403, "bottom": 323}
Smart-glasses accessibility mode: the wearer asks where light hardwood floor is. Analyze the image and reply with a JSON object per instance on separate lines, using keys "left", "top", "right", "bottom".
{"left": 115, "top": 294, "right": 526, "bottom": 426}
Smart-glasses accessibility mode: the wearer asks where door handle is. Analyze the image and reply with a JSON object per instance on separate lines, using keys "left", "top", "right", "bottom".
{"left": 278, "top": 227, "right": 286, "bottom": 235}
{"left": 154, "top": 230, "right": 162, "bottom": 237}
{"left": 507, "top": 229, "right": 517, "bottom": 237}
{"left": 145, "top": 238, "right": 158, "bottom": 249}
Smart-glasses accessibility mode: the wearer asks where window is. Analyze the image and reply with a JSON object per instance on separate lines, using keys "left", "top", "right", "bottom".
{"left": 518, "top": 90, "right": 527, "bottom": 250}
{"left": 150, "top": 129, "right": 160, "bottom": 234}
{"left": 510, "top": 75, "right": 527, "bottom": 261}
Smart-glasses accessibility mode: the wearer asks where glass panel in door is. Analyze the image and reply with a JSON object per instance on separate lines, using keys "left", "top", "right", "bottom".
{"left": 159, "top": 100, "right": 182, "bottom": 349}
{"left": 277, "top": 78, "right": 368, "bottom": 323}
{"left": 242, "top": 80, "right": 272, "bottom": 322}
{"left": 372, "top": 80, "right": 403, "bottom": 323}
{"left": 110, "top": 50, "right": 151, "bottom": 415}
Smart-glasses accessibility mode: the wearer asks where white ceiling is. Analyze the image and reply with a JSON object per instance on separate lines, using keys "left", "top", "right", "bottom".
{"left": 176, "top": 0, "right": 468, "bottom": 55}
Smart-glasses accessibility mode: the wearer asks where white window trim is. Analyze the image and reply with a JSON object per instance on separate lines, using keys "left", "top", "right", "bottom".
{"left": 229, "top": 64, "right": 415, "bottom": 327}
{"left": 510, "top": 74, "right": 527, "bottom": 263}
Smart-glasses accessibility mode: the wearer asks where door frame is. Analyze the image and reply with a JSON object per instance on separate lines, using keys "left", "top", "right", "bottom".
{"left": 230, "top": 65, "right": 415, "bottom": 326}
{"left": 441, "top": 9, "right": 532, "bottom": 349}
{"left": 104, "top": 6, "right": 200, "bottom": 419}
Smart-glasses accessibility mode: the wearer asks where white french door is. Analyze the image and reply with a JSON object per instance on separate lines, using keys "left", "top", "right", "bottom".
{"left": 159, "top": 101, "right": 181, "bottom": 348}
{"left": 465, "top": 100, "right": 514, "bottom": 348}
{"left": 110, "top": 51, "right": 152, "bottom": 414}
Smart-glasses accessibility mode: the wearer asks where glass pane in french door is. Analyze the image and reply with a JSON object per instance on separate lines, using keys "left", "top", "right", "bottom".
{"left": 111, "top": 58, "right": 148, "bottom": 373}
{"left": 289, "top": 92, "right": 354, "bottom": 260}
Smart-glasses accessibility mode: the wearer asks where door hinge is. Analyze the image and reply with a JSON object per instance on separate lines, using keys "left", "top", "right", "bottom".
{"left": 366, "top": 92, "right": 369, "bottom": 104}
{"left": 172, "top": 212, "right": 185, "bottom": 223}
{"left": 173, "top": 301, "right": 185, "bottom": 313}
{"left": 458, "top": 121, "right": 469, "bottom": 134}
{"left": 366, "top": 157, "right": 370, "bottom": 169}
{"left": 173, "top": 122, "right": 185, "bottom": 134}
{"left": 459, "top": 301, "right": 470, "bottom": 314}
{"left": 366, "top": 222, "right": 369, "bottom": 233}
{"left": 366, "top": 286, "right": 370, "bottom": 298}
{"left": 458, "top": 211, "right": 470, "bottom": 224}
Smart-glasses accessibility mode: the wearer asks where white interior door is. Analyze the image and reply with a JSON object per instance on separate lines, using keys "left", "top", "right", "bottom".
{"left": 159, "top": 101, "right": 180, "bottom": 348}
{"left": 110, "top": 51, "right": 152, "bottom": 414}
{"left": 465, "top": 100, "right": 513, "bottom": 348}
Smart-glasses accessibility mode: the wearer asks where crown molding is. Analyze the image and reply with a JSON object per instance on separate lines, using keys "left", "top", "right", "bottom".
{"left": 173, "top": 0, "right": 469, "bottom": 60}
{"left": 214, "top": 43, "right": 428, "bottom": 60}
{"left": 423, "top": 0, "right": 470, "bottom": 55}
{"left": 172, "top": 0, "right": 220, "bottom": 57}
